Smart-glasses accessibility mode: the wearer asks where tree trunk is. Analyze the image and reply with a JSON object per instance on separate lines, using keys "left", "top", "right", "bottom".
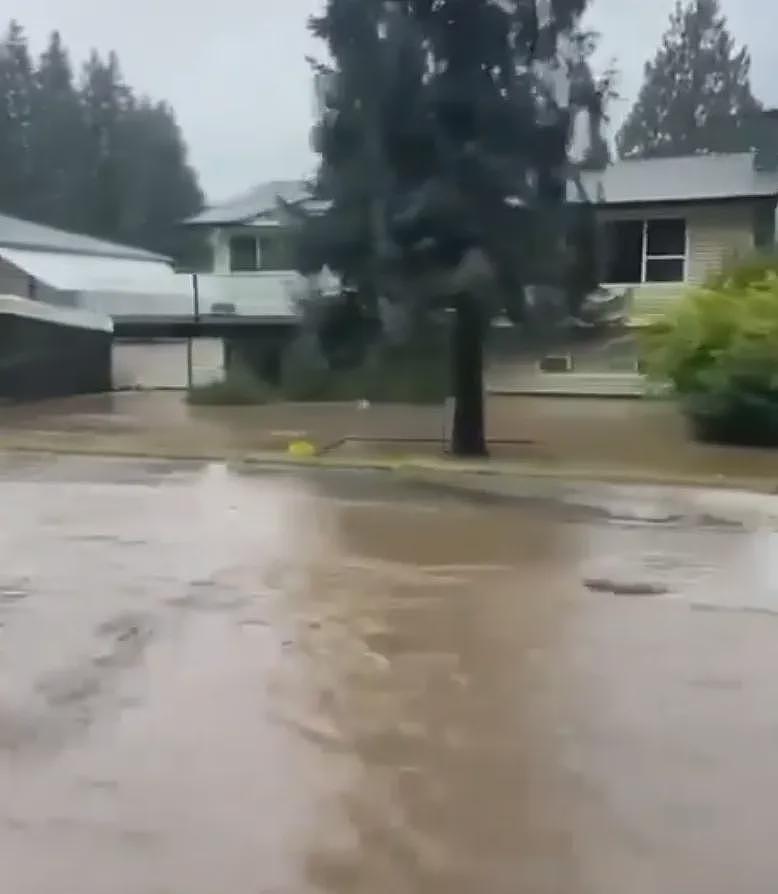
{"left": 451, "top": 294, "right": 488, "bottom": 457}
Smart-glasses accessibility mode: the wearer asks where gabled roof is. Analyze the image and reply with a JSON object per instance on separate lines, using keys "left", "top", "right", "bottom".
{"left": 0, "top": 213, "right": 169, "bottom": 262}
{"left": 580, "top": 152, "right": 778, "bottom": 206}
{"left": 184, "top": 180, "right": 310, "bottom": 226}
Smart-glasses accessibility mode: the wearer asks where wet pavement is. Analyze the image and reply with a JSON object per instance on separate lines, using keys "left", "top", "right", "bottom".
{"left": 2, "top": 454, "right": 778, "bottom": 893}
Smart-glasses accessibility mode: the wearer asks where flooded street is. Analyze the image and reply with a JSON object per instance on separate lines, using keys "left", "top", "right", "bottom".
{"left": 2, "top": 455, "right": 778, "bottom": 893}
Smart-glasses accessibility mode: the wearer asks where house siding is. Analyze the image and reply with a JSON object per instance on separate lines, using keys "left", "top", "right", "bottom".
{"left": 597, "top": 200, "right": 758, "bottom": 316}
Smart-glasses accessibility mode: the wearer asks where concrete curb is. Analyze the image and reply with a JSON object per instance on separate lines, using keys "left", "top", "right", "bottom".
{"left": 1, "top": 433, "right": 776, "bottom": 493}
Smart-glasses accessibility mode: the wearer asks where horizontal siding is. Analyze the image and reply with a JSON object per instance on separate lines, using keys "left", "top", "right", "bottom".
{"left": 686, "top": 203, "right": 754, "bottom": 284}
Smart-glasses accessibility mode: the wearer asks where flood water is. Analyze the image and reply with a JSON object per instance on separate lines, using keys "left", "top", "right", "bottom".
{"left": 1, "top": 454, "right": 778, "bottom": 893}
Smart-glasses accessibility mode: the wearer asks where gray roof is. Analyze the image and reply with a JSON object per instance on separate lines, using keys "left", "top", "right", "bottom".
{"left": 185, "top": 180, "right": 310, "bottom": 225}
{"left": 580, "top": 152, "right": 778, "bottom": 206}
{"left": 0, "top": 213, "right": 169, "bottom": 262}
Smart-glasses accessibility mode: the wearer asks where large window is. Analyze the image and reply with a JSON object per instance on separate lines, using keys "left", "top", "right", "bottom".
{"left": 228, "top": 233, "right": 296, "bottom": 272}
{"left": 258, "top": 234, "right": 296, "bottom": 271}
{"left": 229, "top": 236, "right": 258, "bottom": 272}
{"left": 603, "top": 218, "right": 687, "bottom": 284}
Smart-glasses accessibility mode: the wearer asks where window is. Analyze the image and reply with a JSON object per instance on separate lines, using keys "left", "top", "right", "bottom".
{"left": 258, "top": 234, "right": 296, "bottom": 271}
{"left": 229, "top": 236, "right": 258, "bottom": 272}
{"left": 602, "top": 218, "right": 686, "bottom": 284}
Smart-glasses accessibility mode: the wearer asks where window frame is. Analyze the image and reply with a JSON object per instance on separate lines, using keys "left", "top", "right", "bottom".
{"left": 257, "top": 233, "right": 296, "bottom": 272}
{"left": 642, "top": 219, "right": 687, "bottom": 284}
{"left": 228, "top": 235, "right": 259, "bottom": 273}
{"left": 603, "top": 216, "right": 688, "bottom": 286}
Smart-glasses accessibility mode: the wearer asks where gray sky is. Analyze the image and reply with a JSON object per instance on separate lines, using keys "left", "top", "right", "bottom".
{"left": 12, "top": 0, "right": 778, "bottom": 201}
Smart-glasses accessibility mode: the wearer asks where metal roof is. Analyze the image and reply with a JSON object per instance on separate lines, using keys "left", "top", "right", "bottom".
{"left": 579, "top": 152, "right": 778, "bottom": 206}
{"left": 0, "top": 248, "right": 191, "bottom": 295}
{"left": 187, "top": 153, "right": 778, "bottom": 228}
{"left": 184, "top": 180, "right": 310, "bottom": 225}
{"left": 0, "top": 213, "right": 170, "bottom": 262}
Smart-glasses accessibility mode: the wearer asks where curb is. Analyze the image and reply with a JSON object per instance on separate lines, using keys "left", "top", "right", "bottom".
{"left": 0, "top": 435, "right": 776, "bottom": 493}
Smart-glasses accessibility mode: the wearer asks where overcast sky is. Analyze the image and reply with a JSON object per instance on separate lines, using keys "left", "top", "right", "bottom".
{"left": 11, "top": 0, "right": 778, "bottom": 201}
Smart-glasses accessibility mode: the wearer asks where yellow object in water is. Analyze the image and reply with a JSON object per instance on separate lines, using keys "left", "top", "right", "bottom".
{"left": 288, "top": 440, "right": 317, "bottom": 458}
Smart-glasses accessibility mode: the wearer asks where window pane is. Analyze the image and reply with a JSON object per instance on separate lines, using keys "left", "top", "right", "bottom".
{"left": 602, "top": 220, "right": 643, "bottom": 284}
{"left": 229, "top": 236, "right": 257, "bottom": 272}
{"left": 646, "top": 219, "right": 685, "bottom": 256}
{"left": 259, "top": 235, "right": 296, "bottom": 271}
{"left": 645, "top": 258, "right": 685, "bottom": 282}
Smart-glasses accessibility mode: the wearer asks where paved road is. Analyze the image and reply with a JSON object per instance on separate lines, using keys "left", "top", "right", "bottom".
{"left": 1, "top": 454, "right": 778, "bottom": 893}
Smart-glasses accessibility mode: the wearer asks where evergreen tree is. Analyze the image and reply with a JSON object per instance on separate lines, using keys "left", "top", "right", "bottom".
{"left": 617, "top": 0, "right": 762, "bottom": 159}
{"left": 115, "top": 98, "right": 204, "bottom": 258}
{"left": 0, "top": 21, "right": 204, "bottom": 261}
{"left": 28, "top": 31, "right": 88, "bottom": 229}
{"left": 80, "top": 50, "right": 132, "bottom": 241}
{"left": 299, "top": 0, "right": 603, "bottom": 456}
{"left": 0, "top": 21, "right": 34, "bottom": 215}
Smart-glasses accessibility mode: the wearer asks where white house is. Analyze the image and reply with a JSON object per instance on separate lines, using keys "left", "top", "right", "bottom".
{"left": 183, "top": 180, "right": 314, "bottom": 318}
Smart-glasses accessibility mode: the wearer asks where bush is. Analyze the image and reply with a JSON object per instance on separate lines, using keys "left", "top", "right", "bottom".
{"left": 643, "top": 262, "right": 778, "bottom": 446}
{"left": 279, "top": 329, "right": 450, "bottom": 404}
{"left": 706, "top": 250, "right": 778, "bottom": 291}
{"left": 187, "top": 364, "right": 275, "bottom": 406}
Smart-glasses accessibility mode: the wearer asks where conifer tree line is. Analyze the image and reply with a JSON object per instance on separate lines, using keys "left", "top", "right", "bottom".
{"left": 0, "top": 20, "right": 203, "bottom": 261}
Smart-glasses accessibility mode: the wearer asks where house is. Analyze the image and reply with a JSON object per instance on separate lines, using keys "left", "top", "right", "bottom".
{"left": 580, "top": 149, "right": 778, "bottom": 319}
{"left": 0, "top": 212, "right": 195, "bottom": 318}
{"left": 183, "top": 180, "right": 313, "bottom": 317}
{"left": 189, "top": 146, "right": 778, "bottom": 321}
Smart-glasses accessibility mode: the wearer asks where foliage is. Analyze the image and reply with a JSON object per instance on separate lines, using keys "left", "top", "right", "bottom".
{"left": 617, "top": 0, "right": 762, "bottom": 159}
{"left": 643, "top": 265, "right": 778, "bottom": 444}
{"left": 706, "top": 251, "right": 778, "bottom": 291}
{"left": 0, "top": 21, "right": 203, "bottom": 260}
{"left": 297, "top": 0, "right": 604, "bottom": 454}
{"left": 278, "top": 325, "right": 449, "bottom": 404}
{"left": 187, "top": 364, "right": 276, "bottom": 407}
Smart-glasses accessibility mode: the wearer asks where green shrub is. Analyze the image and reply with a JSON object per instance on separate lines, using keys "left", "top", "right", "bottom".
{"left": 187, "top": 365, "right": 275, "bottom": 406}
{"left": 643, "top": 264, "right": 778, "bottom": 445}
{"left": 706, "top": 250, "right": 778, "bottom": 291}
{"left": 279, "top": 328, "right": 450, "bottom": 405}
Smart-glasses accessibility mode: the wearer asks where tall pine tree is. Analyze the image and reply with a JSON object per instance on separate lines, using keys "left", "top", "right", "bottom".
{"left": 0, "top": 22, "right": 204, "bottom": 261}
{"left": 299, "top": 0, "right": 604, "bottom": 456}
{"left": 28, "top": 32, "right": 88, "bottom": 229}
{"left": 0, "top": 21, "right": 34, "bottom": 215}
{"left": 617, "top": 0, "right": 762, "bottom": 159}
{"left": 115, "top": 98, "right": 203, "bottom": 259}
{"left": 80, "top": 50, "right": 131, "bottom": 241}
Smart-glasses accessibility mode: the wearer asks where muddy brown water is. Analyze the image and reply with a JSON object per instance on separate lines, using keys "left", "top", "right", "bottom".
{"left": 1, "top": 454, "right": 778, "bottom": 893}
